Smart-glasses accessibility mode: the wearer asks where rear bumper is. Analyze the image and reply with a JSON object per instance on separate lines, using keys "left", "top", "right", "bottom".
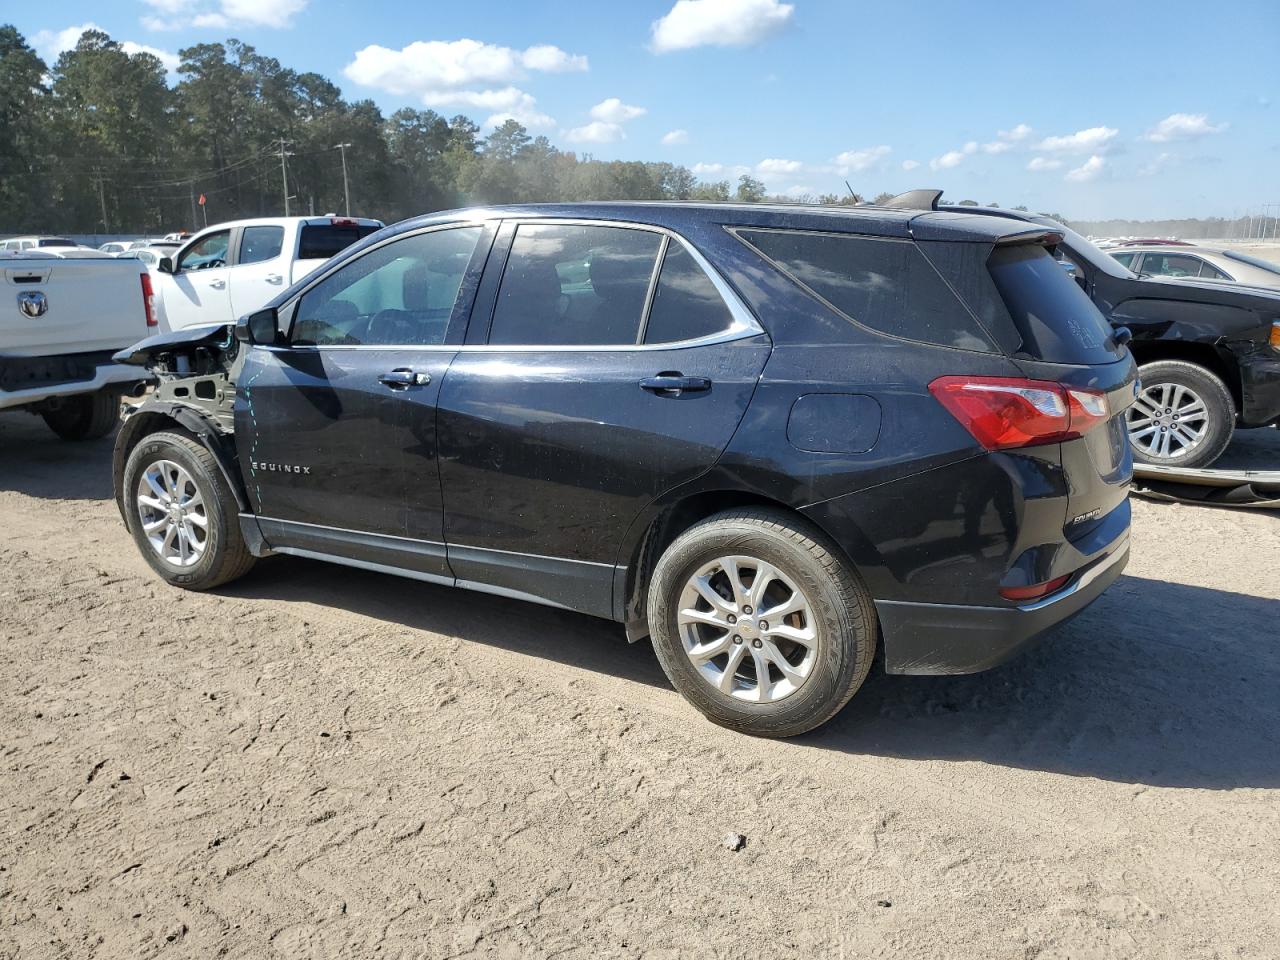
{"left": 875, "top": 532, "right": 1130, "bottom": 675}
{"left": 0, "top": 357, "right": 146, "bottom": 411}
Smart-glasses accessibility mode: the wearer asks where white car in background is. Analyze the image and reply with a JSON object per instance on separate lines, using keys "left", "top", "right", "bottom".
{"left": 1110, "top": 246, "right": 1280, "bottom": 288}
{"left": 151, "top": 215, "right": 383, "bottom": 331}
{"left": 1, "top": 236, "right": 86, "bottom": 252}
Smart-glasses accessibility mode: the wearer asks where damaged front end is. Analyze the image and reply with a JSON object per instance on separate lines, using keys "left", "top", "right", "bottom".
{"left": 111, "top": 324, "right": 251, "bottom": 523}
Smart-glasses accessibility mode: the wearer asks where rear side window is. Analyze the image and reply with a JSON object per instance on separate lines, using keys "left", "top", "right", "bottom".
{"left": 1110, "top": 252, "right": 1136, "bottom": 269}
{"left": 738, "top": 229, "right": 998, "bottom": 352}
{"left": 488, "top": 224, "right": 663, "bottom": 346}
{"left": 38, "top": 238, "right": 75, "bottom": 247}
{"left": 298, "top": 223, "right": 381, "bottom": 261}
{"left": 986, "top": 243, "right": 1117, "bottom": 363}
{"left": 643, "top": 242, "right": 735, "bottom": 344}
{"left": 239, "top": 226, "right": 284, "bottom": 265}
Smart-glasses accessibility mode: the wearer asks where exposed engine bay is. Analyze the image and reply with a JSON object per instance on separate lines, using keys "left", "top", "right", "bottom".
{"left": 113, "top": 323, "right": 242, "bottom": 433}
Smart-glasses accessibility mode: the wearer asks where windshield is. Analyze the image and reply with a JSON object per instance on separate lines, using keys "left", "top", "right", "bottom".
{"left": 1222, "top": 250, "right": 1280, "bottom": 276}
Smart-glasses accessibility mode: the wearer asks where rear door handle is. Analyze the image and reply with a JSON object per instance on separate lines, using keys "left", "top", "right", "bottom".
{"left": 639, "top": 373, "right": 712, "bottom": 396}
{"left": 265, "top": 273, "right": 284, "bottom": 284}
{"left": 379, "top": 368, "right": 431, "bottom": 389}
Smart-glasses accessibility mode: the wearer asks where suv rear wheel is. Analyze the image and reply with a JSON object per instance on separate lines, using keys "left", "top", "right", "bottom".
{"left": 122, "top": 430, "right": 256, "bottom": 590}
{"left": 1128, "top": 360, "right": 1235, "bottom": 468}
{"left": 41, "top": 390, "right": 119, "bottom": 441}
{"left": 646, "top": 508, "right": 877, "bottom": 738}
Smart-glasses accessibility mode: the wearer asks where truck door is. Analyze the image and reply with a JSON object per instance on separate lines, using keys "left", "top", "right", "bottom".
{"left": 228, "top": 224, "right": 288, "bottom": 320}
{"left": 160, "top": 229, "right": 232, "bottom": 332}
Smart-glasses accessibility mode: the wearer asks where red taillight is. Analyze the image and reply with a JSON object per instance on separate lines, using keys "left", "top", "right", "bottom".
{"left": 928, "top": 376, "right": 1109, "bottom": 451}
{"left": 140, "top": 272, "right": 157, "bottom": 327}
{"left": 999, "top": 574, "right": 1071, "bottom": 603}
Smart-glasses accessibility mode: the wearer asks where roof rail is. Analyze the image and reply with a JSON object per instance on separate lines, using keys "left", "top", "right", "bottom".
{"left": 882, "top": 189, "right": 943, "bottom": 211}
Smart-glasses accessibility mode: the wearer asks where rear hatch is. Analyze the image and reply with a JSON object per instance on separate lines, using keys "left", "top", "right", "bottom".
{"left": 920, "top": 236, "right": 1137, "bottom": 546}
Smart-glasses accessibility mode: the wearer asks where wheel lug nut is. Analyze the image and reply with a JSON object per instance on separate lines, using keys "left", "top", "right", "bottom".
{"left": 733, "top": 635, "right": 742, "bottom": 644}
{"left": 743, "top": 605, "right": 753, "bottom": 615}
{"left": 727, "top": 614, "right": 737, "bottom": 624}
{"left": 759, "top": 620, "right": 768, "bottom": 631}
{"left": 751, "top": 639, "right": 762, "bottom": 648}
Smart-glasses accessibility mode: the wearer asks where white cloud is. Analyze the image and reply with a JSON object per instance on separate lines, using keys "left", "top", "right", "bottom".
{"left": 32, "top": 23, "right": 179, "bottom": 73}
{"left": 929, "top": 142, "right": 977, "bottom": 171}
{"left": 1065, "top": 155, "right": 1106, "bottom": 182}
{"left": 1138, "top": 152, "right": 1174, "bottom": 176}
{"left": 691, "top": 162, "right": 749, "bottom": 178}
{"left": 589, "top": 98, "right": 646, "bottom": 123}
{"left": 422, "top": 86, "right": 554, "bottom": 130}
{"left": 756, "top": 157, "right": 803, "bottom": 175}
{"left": 144, "top": 0, "right": 308, "bottom": 31}
{"left": 981, "top": 141, "right": 1011, "bottom": 154}
{"left": 1026, "top": 156, "right": 1063, "bottom": 172}
{"left": 661, "top": 129, "right": 689, "bottom": 145}
{"left": 901, "top": 159, "right": 920, "bottom": 171}
{"left": 566, "top": 121, "right": 625, "bottom": 144}
{"left": 651, "top": 0, "right": 794, "bottom": 53}
{"left": 1145, "top": 112, "right": 1228, "bottom": 142}
{"left": 345, "top": 39, "right": 587, "bottom": 98}
{"left": 832, "top": 144, "right": 891, "bottom": 174}
{"left": 998, "top": 123, "right": 1033, "bottom": 142}
{"left": 1035, "top": 126, "right": 1119, "bottom": 153}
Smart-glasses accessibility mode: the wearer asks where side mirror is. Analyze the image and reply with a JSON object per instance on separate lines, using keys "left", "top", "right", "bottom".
{"left": 157, "top": 256, "right": 175, "bottom": 274}
{"left": 235, "top": 307, "right": 281, "bottom": 346}
{"left": 1113, "top": 325, "right": 1133, "bottom": 347}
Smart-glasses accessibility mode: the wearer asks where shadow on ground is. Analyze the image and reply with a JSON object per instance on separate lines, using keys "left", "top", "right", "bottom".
{"left": 0, "top": 412, "right": 115, "bottom": 501}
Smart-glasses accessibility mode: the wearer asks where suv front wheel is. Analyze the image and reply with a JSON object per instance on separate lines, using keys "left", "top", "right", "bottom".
{"left": 646, "top": 508, "right": 877, "bottom": 738}
{"left": 122, "top": 430, "right": 256, "bottom": 590}
{"left": 1127, "top": 360, "right": 1235, "bottom": 469}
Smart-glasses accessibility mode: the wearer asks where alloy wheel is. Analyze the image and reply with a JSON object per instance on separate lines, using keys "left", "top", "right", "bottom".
{"left": 1127, "top": 382, "right": 1209, "bottom": 460}
{"left": 676, "top": 555, "right": 818, "bottom": 703}
{"left": 136, "top": 459, "right": 209, "bottom": 567}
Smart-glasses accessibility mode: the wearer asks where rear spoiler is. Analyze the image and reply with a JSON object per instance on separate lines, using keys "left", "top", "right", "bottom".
{"left": 881, "top": 189, "right": 943, "bottom": 211}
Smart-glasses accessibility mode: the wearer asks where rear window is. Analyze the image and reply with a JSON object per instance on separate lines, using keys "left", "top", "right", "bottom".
{"left": 298, "top": 223, "right": 381, "bottom": 261}
{"left": 738, "top": 229, "right": 998, "bottom": 352}
{"left": 986, "top": 243, "right": 1119, "bottom": 364}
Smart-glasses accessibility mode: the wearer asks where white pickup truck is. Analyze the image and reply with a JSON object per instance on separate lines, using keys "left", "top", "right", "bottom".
{"left": 151, "top": 215, "right": 383, "bottom": 331}
{"left": 1, "top": 251, "right": 155, "bottom": 439}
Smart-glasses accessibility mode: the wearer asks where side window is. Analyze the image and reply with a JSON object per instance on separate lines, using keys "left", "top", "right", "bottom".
{"left": 1144, "top": 253, "right": 1202, "bottom": 278}
{"left": 291, "top": 226, "right": 482, "bottom": 347}
{"left": 739, "top": 229, "right": 998, "bottom": 352}
{"left": 643, "top": 241, "right": 735, "bottom": 344}
{"left": 488, "top": 224, "right": 662, "bottom": 346}
{"left": 179, "top": 230, "right": 230, "bottom": 271}
{"left": 1198, "top": 260, "right": 1230, "bottom": 281}
{"left": 239, "top": 226, "right": 284, "bottom": 265}
{"left": 1111, "top": 252, "right": 1136, "bottom": 269}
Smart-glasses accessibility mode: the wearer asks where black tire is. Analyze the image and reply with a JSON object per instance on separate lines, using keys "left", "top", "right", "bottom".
{"left": 41, "top": 390, "right": 119, "bottom": 441}
{"left": 121, "top": 430, "right": 256, "bottom": 590}
{"left": 1130, "top": 360, "right": 1235, "bottom": 469}
{"left": 646, "top": 508, "right": 877, "bottom": 738}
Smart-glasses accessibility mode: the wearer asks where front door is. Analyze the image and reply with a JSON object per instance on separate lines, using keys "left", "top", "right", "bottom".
{"left": 234, "top": 224, "right": 491, "bottom": 579}
{"left": 437, "top": 221, "right": 771, "bottom": 616}
{"left": 162, "top": 228, "right": 232, "bottom": 331}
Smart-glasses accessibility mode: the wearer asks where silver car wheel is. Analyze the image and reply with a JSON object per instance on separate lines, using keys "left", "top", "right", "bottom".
{"left": 136, "top": 459, "right": 209, "bottom": 567}
{"left": 1127, "top": 382, "right": 1209, "bottom": 460}
{"left": 676, "top": 555, "right": 818, "bottom": 704}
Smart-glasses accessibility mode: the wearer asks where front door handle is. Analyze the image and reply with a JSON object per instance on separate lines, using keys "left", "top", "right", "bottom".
{"left": 265, "top": 273, "right": 284, "bottom": 284}
{"left": 639, "top": 373, "right": 712, "bottom": 396}
{"left": 379, "top": 368, "right": 431, "bottom": 389}
{"left": 208, "top": 279, "right": 226, "bottom": 289}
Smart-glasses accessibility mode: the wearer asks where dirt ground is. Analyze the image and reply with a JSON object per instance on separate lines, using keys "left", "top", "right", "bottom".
{"left": 1, "top": 412, "right": 1278, "bottom": 960}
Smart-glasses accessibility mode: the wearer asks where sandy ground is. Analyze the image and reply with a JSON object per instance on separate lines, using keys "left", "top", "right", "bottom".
{"left": 1, "top": 413, "right": 1278, "bottom": 960}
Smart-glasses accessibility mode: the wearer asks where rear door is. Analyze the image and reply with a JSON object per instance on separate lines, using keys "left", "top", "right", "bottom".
{"left": 436, "top": 220, "right": 771, "bottom": 616}
{"left": 234, "top": 223, "right": 492, "bottom": 579}
{"left": 228, "top": 224, "right": 288, "bottom": 319}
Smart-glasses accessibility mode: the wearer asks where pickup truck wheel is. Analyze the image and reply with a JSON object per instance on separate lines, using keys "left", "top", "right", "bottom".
{"left": 41, "top": 391, "right": 119, "bottom": 441}
{"left": 1128, "top": 360, "right": 1235, "bottom": 469}
{"left": 122, "top": 430, "right": 255, "bottom": 590}
{"left": 646, "top": 508, "right": 877, "bottom": 738}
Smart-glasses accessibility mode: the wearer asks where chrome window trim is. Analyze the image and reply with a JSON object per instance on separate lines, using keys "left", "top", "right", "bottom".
{"left": 275, "top": 217, "right": 766, "bottom": 353}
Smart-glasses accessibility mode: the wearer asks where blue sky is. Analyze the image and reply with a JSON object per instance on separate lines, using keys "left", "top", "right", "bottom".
{"left": 11, "top": 0, "right": 1279, "bottom": 219}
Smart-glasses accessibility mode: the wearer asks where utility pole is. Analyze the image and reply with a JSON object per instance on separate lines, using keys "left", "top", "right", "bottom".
{"left": 278, "top": 138, "right": 294, "bottom": 216}
{"left": 335, "top": 142, "right": 353, "bottom": 216}
{"left": 94, "top": 171, "right": 109, "bottom": 234}
{"left": 189, "top": 181, "right": 198, "bottom": 230}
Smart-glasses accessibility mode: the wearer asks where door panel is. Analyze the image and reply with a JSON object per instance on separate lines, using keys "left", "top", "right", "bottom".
{"left": 163, "top": 229, "right": 232, "bottom": 331}
{"left": 436, "top": 336, "right": 772, "bottom": 569}
{"left": 229, "top": 225, "right": 288, "bottom": 319}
